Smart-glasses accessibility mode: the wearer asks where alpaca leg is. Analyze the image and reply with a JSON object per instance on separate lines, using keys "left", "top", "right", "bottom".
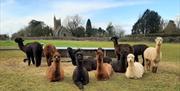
{"left": 134, "top": 55, "right": 139, "bottom": 62}
{"left": 152, "top": 62, "right": 158, "bottom": 73}
{"left": 27, "top": 54, "right": 31, "bottom": 66}
{"left": 31, "top": 55, "right": 35, "bottom": 65}
{"left": 28, "top": 58, "right": 31, "bottom": 66}
{"left": 144, "top": 59, "right": 149, "bottom": 72}
{"left": 142, "top": 54, "right": 145, "bottom": 66}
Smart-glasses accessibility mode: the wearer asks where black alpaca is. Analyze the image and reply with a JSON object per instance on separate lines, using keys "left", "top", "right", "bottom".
{"left": 67, "top": 47, "right": 112, "bottom": 71}
{"left": 67, "top": 47, "right": 81, "bottom": 66}
{"left": 111, "top": 49, "right": 128, "bottom": 73}
{"left": 15, "top": 38, "right": 43, "bottom": 67}
{"left": 72, "top": 51, "right": 89, "bottom": 90}
{"left": 67, "top": 47, "right": 96, "bottom": 71}
{"left": 132, "top": 44, "right": 148, "bottom": 66}
{"left": 110, "top": 36, "right": 133, "bottom": 73}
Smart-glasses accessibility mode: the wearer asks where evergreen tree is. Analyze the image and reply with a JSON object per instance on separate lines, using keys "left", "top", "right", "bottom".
{"left": 132, "top": 9, "right": 161, "bottom": 34}
{"left": 86, "top": 19, "right": 92, "bottom": 37}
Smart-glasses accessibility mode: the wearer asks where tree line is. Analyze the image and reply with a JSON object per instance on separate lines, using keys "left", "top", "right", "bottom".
{"left": 12, "top": 15, "right": 124, "bottom": 38}
{"left": 132, "top": 9, "right": 180, "bottom": 35}
{"left": 12, "top": 9, "right": 180, "bottom": 38}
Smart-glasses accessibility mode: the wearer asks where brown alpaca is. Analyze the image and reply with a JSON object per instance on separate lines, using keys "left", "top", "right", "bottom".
{"left": 43, "top": 44, "right": 57, "bottom": 66}
{"left": 95, "top": 49, "right": 113, "bottom": 81}
{"left": 47, "top": 52, "right": 64, "bottom": 82}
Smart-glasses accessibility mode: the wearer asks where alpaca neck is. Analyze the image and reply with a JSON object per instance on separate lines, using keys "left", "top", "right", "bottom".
{"left": 17, "top": 42, "right": 26, "bottom": 52}
{"left": 77, "top": 61, "right": 83, "bottom": 68}
{"left": 53, "top": 62, "right": 60, "bottom": 70}
{"left": 128, "top": 62, "right": 134, "bottom": 67}
{"left": 113, "top": 40, "right": 118, "bottom": 47}
{"left": 155, "top": 44, "right": 161, "bottom": 54}
{"left": 97, "top": 56, "right": 103, "bottom": 71}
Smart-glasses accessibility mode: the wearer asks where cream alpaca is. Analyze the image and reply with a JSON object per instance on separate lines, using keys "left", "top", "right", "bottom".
{"left": 144, "top": 37, "right": 163, "bottom": 73}
{"left": 125, "top": 54, "right": 144, "bottom": 79}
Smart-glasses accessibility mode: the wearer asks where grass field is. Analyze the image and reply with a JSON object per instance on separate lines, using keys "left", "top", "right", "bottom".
{"left": 0, "top": 40, "right": 179, "bottom": 91}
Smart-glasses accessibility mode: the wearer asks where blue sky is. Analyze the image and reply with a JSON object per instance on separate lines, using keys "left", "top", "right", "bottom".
{"left": 0, "top": 0, "right": 179, "bottom": 36}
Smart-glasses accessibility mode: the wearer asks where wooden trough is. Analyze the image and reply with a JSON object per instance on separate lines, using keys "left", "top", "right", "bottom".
{"left": 0, "top": 47, "right": 116, "bottom": 57}
{"left": 56, "top": 47, "right": 115, "bottom": 57}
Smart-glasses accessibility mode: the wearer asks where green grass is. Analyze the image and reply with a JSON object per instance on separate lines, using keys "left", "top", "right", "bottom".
{"left": 0, "top": 40, "right": 180, "bottom": 91}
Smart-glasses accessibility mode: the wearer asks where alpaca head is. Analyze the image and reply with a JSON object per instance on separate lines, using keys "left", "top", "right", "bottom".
{"left": 127, "top": 54, "right": 135, "bottom": 64}
{"left": 110, "top": 36, "right": 119, "bottom": 42}
{"left": 14, "top": 37, "right": 24, "bottom": 43}
{"left": 155, "top": 37, "right": 163, "bottom": 46}
{"left": 96, "top": 49, "right": 104, "bottom": 63}
{"left": 67, "top": 47, "right": 73, "bottom": 53}
{"left": 52, "top": 52, "right": 61, "bottom": 63}
{"left": 75, "top": 51, "right": 84, "bottom": 64}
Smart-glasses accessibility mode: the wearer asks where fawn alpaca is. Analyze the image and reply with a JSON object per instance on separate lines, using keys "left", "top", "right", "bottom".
{"left": 47, "top": 52, "right": 64, "bottom": 82}
{"left": 95, "top": 49, "right": 113, "bottom": 80}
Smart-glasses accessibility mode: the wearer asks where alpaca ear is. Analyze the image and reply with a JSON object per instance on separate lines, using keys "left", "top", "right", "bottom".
{"left": 155, "top": 38, "right": 158, "bottom": 42}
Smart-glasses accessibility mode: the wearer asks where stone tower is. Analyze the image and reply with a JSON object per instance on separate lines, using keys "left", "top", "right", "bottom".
{"left": 53, "top": 16, "right": 72, "bottom": 37}
{"left": 54, "top": 16, "right": 61, "bottom": 30}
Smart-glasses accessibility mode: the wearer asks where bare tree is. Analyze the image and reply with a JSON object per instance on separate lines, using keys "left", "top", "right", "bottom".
{"left": 174, "top": 16, "right": 180, "bottom": 29}
{"left": 114, "top": 25, "right": 125, "bottom": 37}
{"left": 64, "top": 15, "right": 82, "bottom": 32}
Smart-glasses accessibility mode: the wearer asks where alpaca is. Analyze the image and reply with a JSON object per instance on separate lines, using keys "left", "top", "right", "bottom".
{"left": 132, "top": 44, "right": 148, "bottom": 66}
{"left": 111, "top": 49, "right": 129, "bottom": 73}
{"left": 110, "top": 36, "right": 133, "bottom": 60}
{"left": 95, "top": 49, "right": 113, "bottom": 80}
{"left": 43, "top": 44, "right": 57, "bottom": 66}
{"left": 110, "top": 36, "right": 133, "bottom": 73}
{"left": 67, "top": 47, "right": 112, "bottom": 71}
{"left": 125, "top": 54, "right": 144, "bottom": 79}
{"left": 47, "top": 52, "right": 64, "bottom": 82}
{"left": 144, "top": 37, "right": 163, "bottom": 73}
{"left": 67, "top": 47, "right": 81, "bottom": 66}
{"left": 72, "top": 51, "right": 89, "bottom": 90}
{"left": 14, "top": 38, "right": 43, "bottom": 67}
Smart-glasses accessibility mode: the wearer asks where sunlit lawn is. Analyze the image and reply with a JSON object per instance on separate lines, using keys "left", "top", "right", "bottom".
{"left": 0, "top": 40, "right": 179, "bottom": 91}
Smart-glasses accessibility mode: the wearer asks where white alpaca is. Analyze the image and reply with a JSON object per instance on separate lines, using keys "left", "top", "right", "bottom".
{"left": 125, "top": 54, "right": 144, "bottom": 79}
{"left": 144, "top": 37, "right": 163, "bottom": 73}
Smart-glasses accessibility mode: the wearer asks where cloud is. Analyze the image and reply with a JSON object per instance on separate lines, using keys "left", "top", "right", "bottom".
{"left": 53, "top": 0, "right": 150, "bottom": 15}
{"left": 0, "top": 0, "right": 151, "bottom": 36}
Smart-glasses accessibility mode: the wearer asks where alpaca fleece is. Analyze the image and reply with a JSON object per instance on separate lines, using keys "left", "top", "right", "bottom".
{"left": 67, "top": 47, "right": 112, "bottom": 71}
{"left": 43, "top": 44, "right": 57, "bottom": 66}
{"left": 144, "top": 37, "right": 163, "bottom": 73}
{"left": 47, "top": 52, "right": 64, "bottom": 82}
{"left": 125, "top": 54, "right": 144, "bottom": 79}
{"left": 72, "top": 51, "right": 89, "bottom": 90}
{"left": 95, "top": 49, "right": 113, "bottom": 80}
{"left": 15, "top": 38, "right": 43, "bottom": 67}
{"left": 111, "top": 49, "right": 129, "bottom": 73}
{"left": 110, "top": 36, "right": 133, "bottom": 73}
{"left": 132, "top": 44, "right": 148, "bottom": 66}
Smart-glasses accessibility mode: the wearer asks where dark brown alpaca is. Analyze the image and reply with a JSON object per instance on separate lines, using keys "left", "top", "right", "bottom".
{"left": 47, "top": 52, "right": 64, "bottom": 82}
{"left": 14, "top": 38, "right": 43, "bottom": 67}
{"left": 110, "top": 36, "right": 133, "bottom": 73}
{"left": 43, "top": 44, "right": 57, "bottom": 66}
{"left": 95, "top": 49, "right": 113, "bottom": 81}
{"left": 72, "top": 51, "right": 89, "bottom": 90}
{"left": 111, "top": 36, "right": 133, "bottom": 60}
